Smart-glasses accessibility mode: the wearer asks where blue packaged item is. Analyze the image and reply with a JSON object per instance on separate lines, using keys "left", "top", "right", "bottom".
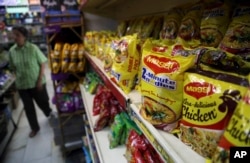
{"left": 40, "top": 0, "right": 62, "bottom": 23}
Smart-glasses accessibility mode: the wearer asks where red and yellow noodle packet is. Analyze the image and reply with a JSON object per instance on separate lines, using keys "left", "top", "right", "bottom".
{"left": 180, "top": 68, "right": 249, "bottom": 159}
{"left": 140, "top": 39, "right": 196, "bottom": 131}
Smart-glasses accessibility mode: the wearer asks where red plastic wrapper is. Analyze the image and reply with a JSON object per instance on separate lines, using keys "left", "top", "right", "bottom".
{"left": 94, "top": 106, "right": 110, "bottom": 131}
{"left": 143, "top": 149, "right": 154, "bottom": 163}
{"left": 93, "top": 95, "right": 102, "bottom": 115}
{"left": 134, "top": 149, "right": 146, "bottom": 163}
{"left": 109, "top": 104, "right": 119, "bottom": 125}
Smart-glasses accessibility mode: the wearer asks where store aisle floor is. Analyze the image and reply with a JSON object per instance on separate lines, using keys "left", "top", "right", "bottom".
{"left": 3, "top": 63, "right": 65, "bottom": 163}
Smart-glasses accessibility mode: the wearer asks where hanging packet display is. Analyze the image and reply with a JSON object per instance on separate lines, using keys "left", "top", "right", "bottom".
{"left": 177, "top": 2, "right": 204, "bottom": 48}
{"left": 180, "top": 68, "right": 249, "bottom": 159}
{"left": 212, "top": 82, "right": 250, "bottom": 163}
{"left": 110, "top": 34, "right": 140, "bottom": 94}
{"left": 61, "top": 43, "right": 71, "bottom": 73}
{"left": 68, "top": 43, "right": 79, "bottom": 72}
{"left": 51, "top": 43, "right": 63, "bottom": 73}
{"left": 219, "top": 3, "right": 250, "bottom": 56}
{"left": 200, "top": 1, "right": 232, "bottom": 47}
{"left": 140, "top": 39, "right": 196, "bottom": 131}
{"left": 76, "top": 43, "right": 85, "bottom": 72}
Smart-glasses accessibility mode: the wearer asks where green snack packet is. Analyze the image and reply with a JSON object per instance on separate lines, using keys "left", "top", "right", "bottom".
{"left": 120, "top": 112, "right": 142, "bottom": 136}
{"left": 108, "top": 113, "right": 126, "bottom": 149}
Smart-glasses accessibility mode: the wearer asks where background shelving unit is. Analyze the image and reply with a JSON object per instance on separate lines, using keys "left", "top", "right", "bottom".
{"left": 0, "top": 4, "right": 47, "bottom": 54}
{"left": 44, "top": 12, "right": 86, "bottom": 156}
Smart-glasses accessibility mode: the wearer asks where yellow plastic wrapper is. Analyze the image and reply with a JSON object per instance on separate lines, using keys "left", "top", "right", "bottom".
{"left": 68, "top": 43, "right": 79, "bottom": 72}
{"left": 61, "top": 43, "right": 71, "bottom": 73}
{"left": 177, "top": 2, "right": 204, "bottom": 48}
{"left": 51, "top": 43, "right": 63, "bottom": 74}
{"left": 77, "top": 43, "right": 85, "bottom": 72}
{"left": 212, "top": 82, "right": 250, "bottom": 163}
{"left": 140, "top": 39, "right": 196, "bottom": 131}
{"left": 219, "top": 4, "right": 250, "bottom": 56}
{"left": 110, "top": 34, "right": 140, "bottom": 94}
{"left": 200, "top": 2, "right": 232, "bottom": 47}
{"left": 160, "top": 7, "right": 184, "bottom": 45}
{"left": 50, "top": 51, "right": 61, "bottom": 74}
{"left": 84, "top": 31, "right": 95, "bottom": 53}
{"left": 180, "top": 69, "right": 249, "bottom": 159}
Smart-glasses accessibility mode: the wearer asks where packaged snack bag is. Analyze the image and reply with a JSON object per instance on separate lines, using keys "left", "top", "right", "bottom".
{"left": 212, "top": 84, "right": 250, "bottom": 163}
{"left": 61, "top": 43, "right": 71, "bottom": 73}
{"left": 160, "top": 7, "right": 184, "bottom": 44}
{"left": 177, "top": 2, "right": 204, "bottom": 48}
{"left": 200, "top": 2, "right": 232, "bottom": 47}
{"left": 180, "top": 68, "right": 249, "bottom": 159}
{"left": 140, "top": 39, "right": 196, "bottom": 131}
{"left": 76, "top": 43, "right": 85, "bottom": 72}
{"left": 110, "top": 34, "right": 140, "bottom": 94}
{"left": 219, "top": 3, "right": 250, "bottom": 56}
{"left": 68, "top": 43, "right": 79, "bottom": 72}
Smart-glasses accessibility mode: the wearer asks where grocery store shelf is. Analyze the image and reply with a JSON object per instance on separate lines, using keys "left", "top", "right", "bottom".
{"left": 80, "top": 84, "right": 127, "bottom": 163}
{"left": 84, "top": 52, "right": 141, "bottom": 108}
{"left": 129, "top": 103, "right": 205, "bottom": 163}
{"left": 0, "top": 76, "right": 16, "bottom": 97}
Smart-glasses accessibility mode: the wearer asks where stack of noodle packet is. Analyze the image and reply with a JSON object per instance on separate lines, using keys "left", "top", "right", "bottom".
{"left": 180, "top": 48, "right": 250, "bottom": 160}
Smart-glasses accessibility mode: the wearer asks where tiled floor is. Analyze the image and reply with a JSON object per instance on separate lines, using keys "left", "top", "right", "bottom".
{"left": 2, "top": 63, "right": 65, "bottom": 163}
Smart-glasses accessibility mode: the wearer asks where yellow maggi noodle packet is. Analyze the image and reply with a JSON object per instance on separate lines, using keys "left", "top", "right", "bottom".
{"left": 177, "top": 2, "right": 204, "bottom": 48}
{"left": 160, "top": 7, "right": 184, "bottom": 44}
{"left": 180, "top": 69, "right": 249, "bottom": 159}
{"left": 200, "top": 2, "right": 232, "bottom": 47}
{"left": 68, "top": 43, "right": 79, "bottom": 72}
{"left": 77, "top": 43, "right": 85, "bottom": 72}
{"left": 219, "top": 4, "right": 250, "bottom": 56}
{"left": 110, "top": 34, "right": 140, "bottom": 94}
{"left": 212, "top": 84, "right": 250, "bottom": 163}
{"left": 140, "top": 39, "right": 196, "bottom": 131}
{"left": 61, "top": 43, "right": 71, "bottom": 73}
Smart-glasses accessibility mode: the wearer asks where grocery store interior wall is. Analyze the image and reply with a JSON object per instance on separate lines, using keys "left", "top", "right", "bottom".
{"left": 84, "top": 12, "right": 118, "bottom": 32}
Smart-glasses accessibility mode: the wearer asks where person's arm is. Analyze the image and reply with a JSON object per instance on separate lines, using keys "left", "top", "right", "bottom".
{"left": 34, "top": 44, "right": 47, "bottom": 90}
{"left": 36, "top": 62, "right": 46, "bottom": 89}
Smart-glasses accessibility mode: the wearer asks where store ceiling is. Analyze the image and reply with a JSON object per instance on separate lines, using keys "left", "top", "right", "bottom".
{"left": 81, "top": 0, "right": 196, "bottom": 20}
